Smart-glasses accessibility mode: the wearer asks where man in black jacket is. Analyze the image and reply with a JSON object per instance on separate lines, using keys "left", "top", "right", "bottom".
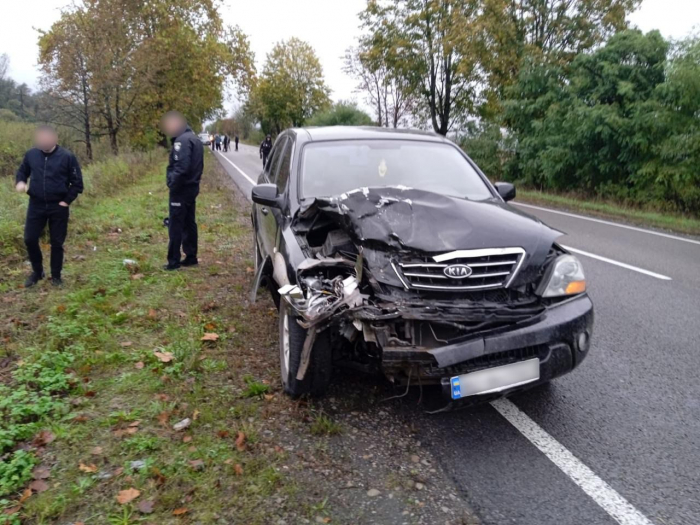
{"left": 260, "top": 134, "right": 272, "bottom": 167}
{"left": 162, "top": 111, "right": 204, "bottom": 270}
{"left": 15, "top": 125, "right": 83, "bottom": 287}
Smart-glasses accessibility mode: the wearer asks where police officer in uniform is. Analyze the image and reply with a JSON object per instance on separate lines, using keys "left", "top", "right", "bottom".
{"left": 260, "top": 134, "right": 273, "bottom": 166}
{"left": 161, "top": 111, "right": 204, "bottom": 270}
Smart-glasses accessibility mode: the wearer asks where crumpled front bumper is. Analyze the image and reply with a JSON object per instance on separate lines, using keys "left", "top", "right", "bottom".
{"left": 427, "top": 293, "right": 594, "bottom": 398}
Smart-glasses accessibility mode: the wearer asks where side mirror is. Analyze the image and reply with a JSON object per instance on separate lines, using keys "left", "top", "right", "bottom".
{"left": 251, "top": 183, "right": 282, "bottom": 208}
{"left": 494, "top": 182, "right": 516, "bottom": 202}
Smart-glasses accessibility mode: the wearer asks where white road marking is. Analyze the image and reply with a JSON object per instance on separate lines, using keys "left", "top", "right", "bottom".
{"left": 491, "top": 399, "right": 655, "bottom": 525}
{"left": 562, "top": 245, "right": 672, "bottom": 280}
{"left": 513, "top": 202, "right": 700, "bottom": 246}
{"left": 216, "top": 151, "right": 257, "bottom": 186}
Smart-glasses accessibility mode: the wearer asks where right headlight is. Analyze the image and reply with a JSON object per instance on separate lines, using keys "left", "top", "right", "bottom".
{"left": 541, "top": 254, "right": 586, "bottom": 297}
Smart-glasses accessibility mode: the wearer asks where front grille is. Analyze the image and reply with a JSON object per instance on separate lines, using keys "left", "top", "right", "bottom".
{"left": 393, "top": 248, "right": 525, "bottom": 291}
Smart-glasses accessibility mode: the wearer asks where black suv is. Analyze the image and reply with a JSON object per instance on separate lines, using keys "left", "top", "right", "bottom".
{"left": 251, "top": 127, "right": 593, "bottom": 404}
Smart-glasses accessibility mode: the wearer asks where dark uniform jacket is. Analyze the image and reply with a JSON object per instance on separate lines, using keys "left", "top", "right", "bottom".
{"left": 15, "top": 146, "right": 84, "bottom": 204}
{"left": 167, "top": 127, "right": 204, "bottom": 199}
{"left": 260, "top": 138, "right": 272, "bottom": 157}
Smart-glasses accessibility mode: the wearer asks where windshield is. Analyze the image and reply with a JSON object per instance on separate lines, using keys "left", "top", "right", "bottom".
{"left": 301, "top": 140, "right": 493, "bottom": 200}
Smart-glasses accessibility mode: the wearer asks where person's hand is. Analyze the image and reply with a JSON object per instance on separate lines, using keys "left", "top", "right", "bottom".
{"left": 58, "top": 201, "right": 69, "bottom": 207}
{"left": 15, "top": 181, "right": 27, "bottom": 193}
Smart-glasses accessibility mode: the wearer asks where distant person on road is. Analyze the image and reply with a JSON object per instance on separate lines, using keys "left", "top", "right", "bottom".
{"left": 15, "top": 125, "right": 84, "bottom": 288}
{"left": 234, "top": 135, "right": 239, "bottom": 151}
{"left": 260, "top": 134, "right": 273, "bottom": 166}
{"left": 223, "top": 135, "right": 229, "bottom": 152}
{"left": 215, "top": 134, "right": 221, "bottom": 151}
{"left": 161, "top": 111, "right": 203, "bottom": 271}
{"left": 209, "top": 134, "right": 214, "bottom": 150}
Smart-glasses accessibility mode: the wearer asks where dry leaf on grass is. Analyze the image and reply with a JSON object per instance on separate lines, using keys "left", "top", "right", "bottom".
{"left": 19, "top": 488, "right": 32, "bottom": 503}
{"left": 135, "top": 361, "right": 145, "bottom": 369}
{"left": 137, "top": 500, "right": 155, "bottom": 514}
{"left": 172, "top": 508, "right": 189, "bottom": 516}
{"left": 120, "top": 341, "right": 133, "bottom": 347}
{"left": 234, "top": 463, "right": 244, "bottom": 476}
{"left": 200, "top": 332, "right": 219, "bottom": 341}
{"left": 147, "top": 308, "right": 158, "bottom": 319}
{"left": 91, "top": 446, "right": 103, "bottom": 455}
{"left": 192, "top": 409, "right": 200, "bottom": 421}
{"left": 116, "top": 487, "right": 140, "bottom": 504}
{"left": 29, "top": 480, "right": 49, "bottom": 493}
{"left": 235, "top": 431, "right": 246, "bottom": 451}
{"left": 32, "top": 466, "right": 50, "bottom": 479}
{"left": 79, "top": 463, "right": 98, "bottom": 473}
{"left": 32, "top": 430, "right": 55, "bottom": 447}
{"left": 131, "top": 273, "right": 145, "bottom": 280}
{"left": 154, "top": 351, "right": 174, "bottom": 363}
{"left": 182, "top": 435, "right": 192, "bottom": 443}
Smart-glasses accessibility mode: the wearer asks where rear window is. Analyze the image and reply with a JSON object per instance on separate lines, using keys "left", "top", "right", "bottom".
{"left": 301, "top": 140, "right": 492, "bottom": 201}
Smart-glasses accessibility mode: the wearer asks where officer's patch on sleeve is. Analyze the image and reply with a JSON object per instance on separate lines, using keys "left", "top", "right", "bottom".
{"left": 174, "top": 142, "right": 182, "bottom": 152}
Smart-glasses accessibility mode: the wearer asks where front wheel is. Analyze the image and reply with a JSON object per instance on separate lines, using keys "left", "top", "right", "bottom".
{"left": 279, "top": 301, "right": 332, "bottom": 398}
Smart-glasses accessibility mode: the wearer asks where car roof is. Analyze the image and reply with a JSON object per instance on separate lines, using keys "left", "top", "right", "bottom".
{"left": 290, "top": 126, "right": 450, "bottom": 143}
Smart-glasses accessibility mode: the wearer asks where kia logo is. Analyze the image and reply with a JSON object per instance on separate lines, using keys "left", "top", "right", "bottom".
{"left": 443, "top": 264, "right": 473, "bottom": 279}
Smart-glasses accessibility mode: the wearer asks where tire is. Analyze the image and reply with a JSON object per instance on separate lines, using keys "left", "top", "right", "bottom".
{"left": 279, "top": 301, "right": 332, "bottom": 398}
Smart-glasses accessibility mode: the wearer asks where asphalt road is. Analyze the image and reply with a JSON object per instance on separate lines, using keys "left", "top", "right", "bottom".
{"left": 214, "top": 144, "right": 700, "bottom": 525}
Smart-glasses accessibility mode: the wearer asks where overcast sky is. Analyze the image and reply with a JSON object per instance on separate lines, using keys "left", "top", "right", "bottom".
{"left": 1, "top": 0, "right": 698, "bottom": 112}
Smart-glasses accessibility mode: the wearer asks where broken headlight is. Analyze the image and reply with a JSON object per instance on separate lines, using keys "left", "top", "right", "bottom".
{"left": 540, "top": 254, "right": 586, "bottom": 297}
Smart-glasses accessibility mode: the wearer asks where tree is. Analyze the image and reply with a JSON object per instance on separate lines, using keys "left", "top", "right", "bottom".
{"left": 359, "top": 0, "right": 482, "bottom": 135}
{"left": 478, "top": 0, "right": 640, "bottom": 112}
{"left": 343, "top": 44, "right": 414, "bottom": 127}
{"left": 251, "top": 38, "right": 330, "bottom": 133}
{"left": 38, "top": 0, "right": 255, "bottom": 155}
{"left": 307, "top": 101, "right": 374, "bottom": 126}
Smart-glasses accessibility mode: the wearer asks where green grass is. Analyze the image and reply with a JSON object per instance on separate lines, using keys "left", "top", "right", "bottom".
{"left": 0, "top": 154, "right": 316, "bottom": 524}
{"left": 517, "top": 189, "right": 700, "bottom": 236}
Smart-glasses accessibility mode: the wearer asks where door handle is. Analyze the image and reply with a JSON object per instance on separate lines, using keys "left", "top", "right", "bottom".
{"left": 261, "top": 207, "right": 269, "bottom": 215}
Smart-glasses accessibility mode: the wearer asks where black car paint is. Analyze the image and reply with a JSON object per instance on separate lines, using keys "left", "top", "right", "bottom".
{"left": 251, "top": 127, "right": 593, "bottom": 401}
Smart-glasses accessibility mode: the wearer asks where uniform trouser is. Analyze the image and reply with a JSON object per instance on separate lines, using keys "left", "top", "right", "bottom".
{"left": 262, "top": 152, "right": 269, "bottom": 166}
{"left": 24, "top": 199, "right": 70, "bottom": 278}
{"left": 235, "top": 143, "right": 238, "bottom": 151}
{"left": 167, "top": 193, "right": 198, "bottom": 267}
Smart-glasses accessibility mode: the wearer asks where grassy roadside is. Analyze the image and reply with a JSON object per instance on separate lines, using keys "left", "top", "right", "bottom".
{"left": 0, "top": 155, "right": 327, "bottom": 524}
{"left": 516, "top": 189, "right": 700, "bottom": 237}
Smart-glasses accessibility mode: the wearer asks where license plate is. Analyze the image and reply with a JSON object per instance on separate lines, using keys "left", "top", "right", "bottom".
{"left": 450, "top": 358, "right": 540, "bottom": 400}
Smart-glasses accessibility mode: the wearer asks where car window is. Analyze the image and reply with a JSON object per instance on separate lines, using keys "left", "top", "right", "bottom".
{"left": 275, "top": 139, "right": 293, "bottom": 194}
{"left": 265, "top": 137, "right": 287, "bottom": 183}
{"left": 301, "top": 140, "right": 493, "bottom": 201}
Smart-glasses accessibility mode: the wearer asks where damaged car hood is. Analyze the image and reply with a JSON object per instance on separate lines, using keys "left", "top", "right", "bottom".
{"left": 298, "top": 186, "right": 562, "bottom": 255}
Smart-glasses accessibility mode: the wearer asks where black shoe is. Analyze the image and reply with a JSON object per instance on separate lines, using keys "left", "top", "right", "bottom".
{"left": 180, "top": 258, "right": 199, "bottom": 267}
{"left": 163, "top": 264, "right": 181, "bottom": 271}
{"left": 24, "top": 272, "right": 45, "bottom": 288}
{"left": 51, "top": 276, "right": 63, "bottom": 287}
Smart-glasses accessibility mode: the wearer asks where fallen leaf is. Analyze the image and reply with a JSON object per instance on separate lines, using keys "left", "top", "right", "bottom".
{"left": 19, "top": 488, "right": 32, "bottom": 503}
{"left": 172, "top": 508, "right": 189, "bottom": 516}
{"left": 113, "top": 467, "right": 124, "bottom": 477}
{"left": 29, "top": 479, "right": 49, "bottom": 493}
{"left": 204, "top": 322, "right": 216, "bottom": 330}
{"left": 217, "top": 430, "right": 230, "bottom": 439}
{"left": 120, "top": 341, "right": 133, "bottom": 347}
{"left": 137, "top": 500, "right": 155, "bottom": 514}
{"left": 235, "top": 431, "right": 246, "bottom": 451}
{"left": 79, "top": 463, "right": 98, "bottom": 473}
{"left": 246, "top": 266, "right": 255, "bottom": 273}
{"left": 73, "top": 414, "right": 90, "bottom": 423}
{"left": 223, "top": 458, "right": 233, "bottom": 465}
{"left": 182, "top": 435, "right": 192, "bottom": 443}
{"left": 154, "top": 351, "right": 174, "bottom": 363}
{"left": 56, "top": 304, "right": 66, "bottom": 313}
{"left": 147, "top": 308, "right": 157, "bottom": 319}
{"left": 84, "top": 390, "right": 96, "bottom": 398}
{"left": 157, "top": 411, "right": 170, "bottom": 427}
{"left": 200, "top": 332, "right": 219, "bottom": 342}
{"left": 131, "top": 273, "right": 145, "bottom": 280}
{"left": 128, "top": 420, "right": 141, "bottom": 428}
{"left": 135, "top": 361, "right": 145, "bottom": 369}
{"left": 192, "top": 409, "right": 200, "bottom": 421}
{"left": 32, "top": 430, "right": 55, "bottom": 447}
{"left": 2, "top": 506, "right": 21, "bottom": 515}
{"left": 32, "top": 466, "right": 51, "bottom": 479}
{"left": 91, "top": 446, "right": 103, "bottom": 455}
{"left": 234, "top": 463, "right": 243, "bottom": 476}
{"left": 188, "top": 459, "right": 204, "bottom": 470}
{"left": 116, "top": 487, "right": 140, "bottom": 504}
{"left": 154, "top": 393, "right": 170, "bottom": 402}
